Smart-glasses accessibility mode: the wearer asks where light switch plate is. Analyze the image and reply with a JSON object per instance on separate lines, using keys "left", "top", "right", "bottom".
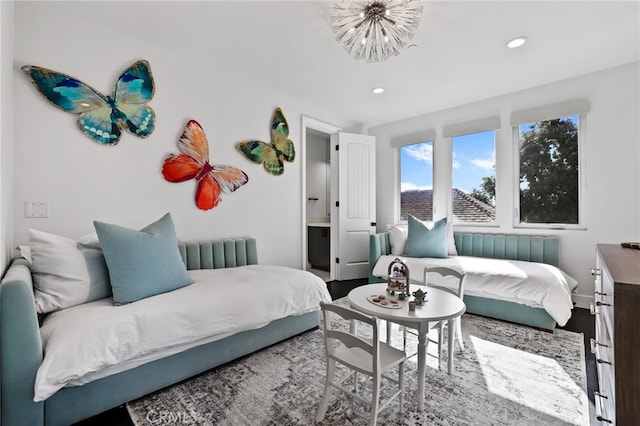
{"left": 25, "top": 201, "right": 49, "bottom": 218}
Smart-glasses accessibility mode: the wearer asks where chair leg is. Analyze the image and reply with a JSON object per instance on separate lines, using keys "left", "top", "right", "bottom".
{"left": 399, "top": 362, "right": 405, "bottom": 414}
{"left": 437, "top": 323, "right": 444, "bottom": 370}
{"left": 369, "top": 375, "right": 381, "bottom": 426}
{"left": 316, "top": 358, "right": 335, "bottom": 422}
{"left": 456, "top": 317, "right": 465, "bottom": 352}
{"left": 402, "top": 326, "right": 407, "bottom": 351}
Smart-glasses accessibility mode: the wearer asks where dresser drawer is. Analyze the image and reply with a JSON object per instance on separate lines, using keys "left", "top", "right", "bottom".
{"left": 594, "top": 339, "right": 616, "bottom": 424}
{"left": 593, "top": 264, "right": 614, "bottom": 345}
{"left": 595, "top": 390, "right": 615, "bottom": 424}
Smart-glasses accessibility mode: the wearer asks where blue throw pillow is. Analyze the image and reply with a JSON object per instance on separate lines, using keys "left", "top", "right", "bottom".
{"left": 94, "top": 213, "right": 193, "bottom": 305}
{"left": 405, "top": 215, "right": 449, "bottom": 258}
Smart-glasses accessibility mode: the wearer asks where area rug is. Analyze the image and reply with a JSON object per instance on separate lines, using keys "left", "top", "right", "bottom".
{"left": 127, "top": 298, "right": 589, "bottom": 425}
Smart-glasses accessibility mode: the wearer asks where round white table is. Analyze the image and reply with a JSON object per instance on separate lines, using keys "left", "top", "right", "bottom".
{"left": 347, "top": 283, "right": 466, "bottom": 411}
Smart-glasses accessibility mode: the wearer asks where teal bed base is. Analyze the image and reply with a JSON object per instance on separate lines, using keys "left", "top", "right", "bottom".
{"left": 0, "top": 238, "right": 319, "bottom": 426}
{"left": 369, "top": 232, "right": 559, "bottom": 331}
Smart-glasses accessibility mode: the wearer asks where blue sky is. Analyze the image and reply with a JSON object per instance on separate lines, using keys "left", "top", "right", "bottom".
{"left": 400, "top": 130, "right": 495, "bottom": 193}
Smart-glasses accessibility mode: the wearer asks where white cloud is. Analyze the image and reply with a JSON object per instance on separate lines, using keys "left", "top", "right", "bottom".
{"left": 401, "top": 182, "right": 432, "bottom": 192}
{"left": 403, "top": 143, "right": 432, "bottom": 164}
{"left": 472, "top": 158, "right": 495, "bottom": 171}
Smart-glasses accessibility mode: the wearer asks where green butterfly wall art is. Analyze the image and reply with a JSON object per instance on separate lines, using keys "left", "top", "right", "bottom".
{"left": 21, "top": 60, "right": 155, "bottom": 145}
{"left": 237, "top": 107, "right": 295, "bottom": 176}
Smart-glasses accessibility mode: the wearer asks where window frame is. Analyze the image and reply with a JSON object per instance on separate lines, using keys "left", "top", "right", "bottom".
{"left": 397, "top": 140, "right": 435, "bottom": 223}
{"left": 512, "top": 114, "right": 587, "bottom": 230}
{"left": 449, "top": 129, "right": 499, "bottom": 227}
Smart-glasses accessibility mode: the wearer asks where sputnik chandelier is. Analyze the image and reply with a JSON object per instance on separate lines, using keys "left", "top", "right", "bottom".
{"left": 330, "top": 0, "right": 423, "bottom": 63}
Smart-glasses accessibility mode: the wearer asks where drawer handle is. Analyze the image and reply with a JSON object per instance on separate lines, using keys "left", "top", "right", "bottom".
{"left": 594, "top": 291, "right": 607, "bottom": 296}
{"left": 596, "top": 358, "right": 612, "bottom": 365}
{"left": 594, "top": 391, "right": 613, "bottom": 423}
{"left": 591, "top": 268, "right": 601, "bottom": 276}
{"left": 590, "top": 338, "right": 609, "bottom": 354}
{"left": 589, "top": 303, "right": 600, "bottom": 315}
{"left": 595, "top": 301, "right": 611, "bottom": 307}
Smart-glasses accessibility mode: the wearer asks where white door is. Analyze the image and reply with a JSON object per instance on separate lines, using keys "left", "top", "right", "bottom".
{"left": 331, "top": 132, "right": 376, "bottom": 281}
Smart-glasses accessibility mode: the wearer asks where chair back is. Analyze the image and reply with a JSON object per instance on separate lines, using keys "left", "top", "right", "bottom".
{"left": 320, "top": 301, "right": 381, "bottom": 373}
{"left": 423, "top": 267, "right": 466, "bottom": 299}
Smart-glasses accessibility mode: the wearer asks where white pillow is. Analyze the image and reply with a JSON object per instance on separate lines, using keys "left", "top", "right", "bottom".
{"left": 29, "top": 229, "right": 111, "bottom": 314}
{"left": 387, "top": 220, "right": 458, "bottom": 256}
{"left": 16, "top": 245, "right": 32, "bottom": 263}
{"left": 387, "top": 225, "right": 408, "bottom": 255}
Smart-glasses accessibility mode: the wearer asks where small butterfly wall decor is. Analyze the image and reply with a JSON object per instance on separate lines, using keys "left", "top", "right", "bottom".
{"left": 237, "top": 107, "right": 295, "bottom": 176}
{"left": 162, "top": 120, "right": 249, "bottom": 211}
{"left": 21, "top": 60, "right": 155, "bottom": 145}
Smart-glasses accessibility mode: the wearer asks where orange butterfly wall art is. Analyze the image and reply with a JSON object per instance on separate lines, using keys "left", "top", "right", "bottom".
{"left": 162, "top": 120, "right": 248, "bottom": 210}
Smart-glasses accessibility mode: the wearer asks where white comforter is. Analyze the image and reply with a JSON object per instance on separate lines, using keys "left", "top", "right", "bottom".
{"left": 373, "top": 255, "right": 577, "bottom": 327}
{"left": 34, "top": 265, "right": 331, "bottom": 402}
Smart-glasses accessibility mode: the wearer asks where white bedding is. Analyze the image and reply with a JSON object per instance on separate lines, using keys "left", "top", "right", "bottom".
{"left": 34, "top": 265, "right": 331, "bottom": 402}
{"left": 373, "top": 255, "right": 577, "bottom": 327}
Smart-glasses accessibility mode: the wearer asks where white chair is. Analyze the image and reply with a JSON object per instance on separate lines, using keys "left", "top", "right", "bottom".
{"left": 422, "top": 266, "right": 466, "bottom": 354}
{"left": 316, "top": 301, "right": 407, "bottom": 426}
{"left": 401, "top": 267, "right": 466, "bottom": 370}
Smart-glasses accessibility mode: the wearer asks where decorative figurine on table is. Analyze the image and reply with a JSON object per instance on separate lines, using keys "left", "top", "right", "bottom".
{"left": 387, "top": 258, "right": 409, "bottom": 299}
{"left": 412, "top": 288, "right": 427, "bottom": 305}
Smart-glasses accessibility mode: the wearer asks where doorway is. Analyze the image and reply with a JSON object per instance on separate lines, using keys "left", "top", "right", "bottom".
{"left": 301, "top": 116, "right": 341, "bottom": 282}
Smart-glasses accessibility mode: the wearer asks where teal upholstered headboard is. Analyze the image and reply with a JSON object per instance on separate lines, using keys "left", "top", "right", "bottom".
{"left": 453, "top": 233, "right": 559, "bottom": 266}
{"left": 369, "top": 232, "right": 559, "bottom": 282}
{"left": 178, "top": 238, "right": 258, "bottom": 270}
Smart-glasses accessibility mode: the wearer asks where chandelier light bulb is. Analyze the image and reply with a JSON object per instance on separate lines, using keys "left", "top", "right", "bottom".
{"left": 330, "top": 0, "right": 424, "bottom": 63}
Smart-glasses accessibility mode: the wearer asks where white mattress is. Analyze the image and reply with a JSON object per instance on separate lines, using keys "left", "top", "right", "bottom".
{"left": 34, "top": 265, "right": 331, "bottom": 402}
{"left": 373, "top": 255, "right": 577, "bottom": 327}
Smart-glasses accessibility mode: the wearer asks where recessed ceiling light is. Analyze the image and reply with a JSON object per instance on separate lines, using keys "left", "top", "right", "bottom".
{"left": 372, "top": 87, "right": 384, "bottom": 94}
{"left": 506, "top": 36, "right": 528, "bottom": 49}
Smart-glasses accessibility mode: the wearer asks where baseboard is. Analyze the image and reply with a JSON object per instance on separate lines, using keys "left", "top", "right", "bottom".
{"left": 572, "top": 293, "right": 594, "bottom": 309}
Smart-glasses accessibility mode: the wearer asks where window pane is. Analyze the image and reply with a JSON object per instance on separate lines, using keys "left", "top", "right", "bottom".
{"left": 399, "top": 142, "right": 433, "bottom": 221}
{"left": 451, "top": 130, "right": 496, "bottom": 223}
{"left": 518, "top": 116, "right": 579, "bottom": 225}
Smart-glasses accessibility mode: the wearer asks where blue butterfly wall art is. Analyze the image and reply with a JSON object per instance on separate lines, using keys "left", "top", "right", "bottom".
{"left": 21, "top": 60, "right": 155, "bottom": 145}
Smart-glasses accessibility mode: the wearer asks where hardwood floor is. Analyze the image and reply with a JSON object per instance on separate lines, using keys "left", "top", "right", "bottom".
{"left": 77, "top": 278, "right": 597, "bottom": 425}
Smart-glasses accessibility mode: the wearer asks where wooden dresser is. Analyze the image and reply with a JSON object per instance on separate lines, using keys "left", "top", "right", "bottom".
{"left": 592, "top": 244, "right": 640, "bottom": 424}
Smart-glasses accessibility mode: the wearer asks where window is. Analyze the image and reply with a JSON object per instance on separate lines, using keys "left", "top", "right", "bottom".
{"left": 451, "top": 130, "right": 496, "bottom": 223}
{"left": 399, "top": 141, "right": 433, "bottom": 221}
{"left": 517, "top": 115, "right": 580, "bottom": 225}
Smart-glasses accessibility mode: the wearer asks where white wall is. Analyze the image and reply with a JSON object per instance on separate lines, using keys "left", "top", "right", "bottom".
{"left": 1, "top": 1, "right": 14, "bottom": 272}
{"left": 11, "top": 2, "right": 358, "bottom": 269}
{"left": 369, "top": 62, "right": 640, "bottom": 307}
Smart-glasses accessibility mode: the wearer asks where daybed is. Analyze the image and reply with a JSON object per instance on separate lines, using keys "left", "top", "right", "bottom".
{"left": 0, "top": 237, "right": 330, "bottom": 426}
{"left": 370, "top": 231, "right": 578, "bottom": 331}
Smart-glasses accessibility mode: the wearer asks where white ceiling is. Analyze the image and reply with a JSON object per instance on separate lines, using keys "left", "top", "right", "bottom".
{"left": 57, "top": 1, "right": 640, "bottom": 128}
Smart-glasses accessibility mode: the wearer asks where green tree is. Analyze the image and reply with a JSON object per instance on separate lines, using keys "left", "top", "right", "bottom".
{"left": 519, "top": 118, "right": 578, "bottom": 224}
{"left": 470, "top": 175, "right": 496, "bottom": 206}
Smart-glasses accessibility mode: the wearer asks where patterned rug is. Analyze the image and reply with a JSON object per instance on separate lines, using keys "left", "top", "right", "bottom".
{"left": 127, "top": 298, "right": 589, "bottom": 425}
